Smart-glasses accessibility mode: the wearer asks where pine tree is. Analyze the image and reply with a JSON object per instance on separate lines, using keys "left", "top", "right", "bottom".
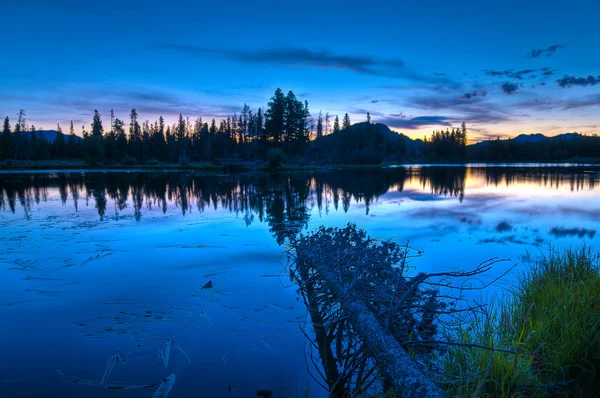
{"left": 114, "top": 118, "right": 127, "bottom": 160}
{"left": 54, "top": 123, "right": 66, "bottom": 158}
{"left": 67, "top": 120, "right": 78, "bottom": 158}
{"left": 333, "top": 115, "right": 340, "bottom": 134}
{"left": 316, "top": 112, "right": 323, "bottom": 139}
{"left": 342, "top": 113, "right": 351, "bottom": 130}
{"left": 177, "top": 113, "right": 186, "bottom": 160}
{"left": 1, "top": 116, "right": 12, "bottom": 160}
{"left": 129, "top": 109, "right": 141, "bottom": 159}
{"left": 91, "top": 110, "right": 103, "bottom": 138}
{"left": 265, "top": 88, "right": 286, "bottom": 147}
{"left": 14, "top": 109, "right": 26, "bottom": 159}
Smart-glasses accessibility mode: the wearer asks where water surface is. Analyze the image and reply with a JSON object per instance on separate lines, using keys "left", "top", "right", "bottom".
{"left": 1, "top": 165, "right": 599, "bottom": 397}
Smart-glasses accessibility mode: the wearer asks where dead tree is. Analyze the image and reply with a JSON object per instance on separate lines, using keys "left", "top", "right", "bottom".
{"left": 288, "top": 224, "right": 510, "bottom": 397}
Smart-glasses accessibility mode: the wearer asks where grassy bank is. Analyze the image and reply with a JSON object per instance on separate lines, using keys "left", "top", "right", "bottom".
{"left": 441, "top": 246, "right": 600, "bottom": 397}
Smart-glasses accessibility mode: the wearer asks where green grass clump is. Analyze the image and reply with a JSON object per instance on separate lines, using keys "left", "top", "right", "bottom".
{"left": 439, "top": 304, "right": 541, "bottom": 398}
{"left": 506, "top": 246, "right": 600, "bottom": 395}
{"left": 440, "top": 246, "right": 600, "bottom": 397}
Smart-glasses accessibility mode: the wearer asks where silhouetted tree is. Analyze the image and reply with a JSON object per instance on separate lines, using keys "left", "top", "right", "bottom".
{"left": 316, "top": 112, "right": 324, "bottom": 139}
{"left": 54, "top": 123, "right": 66, "bottom": 158}
{"left": 265, "top": 88, "right": 286, "bottom": 147}
{"left": 333, "top": 115, "right": 340, "bottom": 134}
{"left": 1, "top": 116, "right": 11, "bottom": 160}
{"left": 342, "top": 113, "right": 351, "bottom": 130}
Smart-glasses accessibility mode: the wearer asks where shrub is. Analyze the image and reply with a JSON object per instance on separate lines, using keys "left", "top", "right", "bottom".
{"left": 146, "top": 159, "right": 160, "bottom": 166}
{"left": 267, "top": 148, "right": 286, "bottom": 169}
{"left": 122, "top": 155, "right": 138, "bottom": 166}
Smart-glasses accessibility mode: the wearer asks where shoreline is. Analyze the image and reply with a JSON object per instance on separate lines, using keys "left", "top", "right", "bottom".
{"left": 1, "top": 159, "right": 599, "bottom": 173}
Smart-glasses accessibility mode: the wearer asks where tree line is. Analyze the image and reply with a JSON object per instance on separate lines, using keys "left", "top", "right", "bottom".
{"left": 3, "top": 87, "right": 596, "bottom": 166}
{"left": 1, "top": 89, "right": 323, "bottom": 165}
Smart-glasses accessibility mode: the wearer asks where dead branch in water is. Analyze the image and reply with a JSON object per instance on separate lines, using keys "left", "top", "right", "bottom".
{"left": 287, "top": 223, "right": 509, "bottom": 397}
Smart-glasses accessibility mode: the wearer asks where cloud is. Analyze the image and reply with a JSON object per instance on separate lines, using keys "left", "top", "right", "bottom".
{"left": 483, "top": 69, "right": 540, "bottom": 80}
{"left": 556, "top": 75, "right": 600, "bottom": 88}
{"left": 501, "top": 82, "right": 520, "bottom": 94}
{"left": 160, "top": 44, "right": 409, "bottom": 78}
{"left": 528, "top": 44, "right": 564, "bottom": 58}
{"left": 405, "top": 91, "right": 511, "bottom": 125}
{"left": 378, "top": 115, "right": 453, "bottom": 130}
{"left": 562, "top": 94, "right": 600, "bottom": 110}
{"left": 461, "top": 91, "right": 487, "bottom": 99}
{"left": 549, "top": 227, "right": 596, "bottom": 238}
{"left": 517, "top": 93, "right": 600, "bottom": 111}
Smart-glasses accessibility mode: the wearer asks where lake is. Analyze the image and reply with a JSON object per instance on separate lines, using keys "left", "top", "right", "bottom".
{"left": 1, "top": 165, "right": 599, "bottom": 397}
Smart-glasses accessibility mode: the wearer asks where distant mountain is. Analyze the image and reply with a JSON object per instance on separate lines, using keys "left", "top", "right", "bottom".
{"left": 512, "top": 133, "right": 548, "bottom": 143}
{"left": 14, "top": 130, "right": 82, "bottom": 142}
{"left": 471, "top": 132, "right": 585, "bottom": 147}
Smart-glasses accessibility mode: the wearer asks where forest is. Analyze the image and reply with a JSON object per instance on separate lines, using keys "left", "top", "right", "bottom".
{"left": 1, "top": 88, "right": 598, "bottom": 167}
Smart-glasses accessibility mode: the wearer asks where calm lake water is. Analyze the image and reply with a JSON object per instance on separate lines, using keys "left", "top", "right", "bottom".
{"left": 1, "top": 165, "right": 599, "bottom": 397}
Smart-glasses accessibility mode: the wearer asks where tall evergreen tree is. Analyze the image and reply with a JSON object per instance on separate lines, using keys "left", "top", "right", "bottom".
{"left": 114, "top": 118, "right": 127, "bottom": 160}
{"left": 54, "top": 123, "right": 66, "bottom": 158}
{"left": 91, "top": 110, "right": 103, "bottom": 138}
{"left": 316, "top": 112, "right": 323, "bottom": 139}
{"left": 265, "top": 88, "right": 286, "bottom": 147}
{"left": 129, "top": 109, "right": 141, "bottom": 158}
{"left": 177, "top": 113, "right": 186, "bottom": 160}
{"left": 342, "top": 113, "right": 351, "bottom": 130}
{"left": 1, "top": 116, "right": 12, "bottom": 160}
{"left": 67, "top": 120, "right": 78, "bottom": 158}
{"left": 14, "top": 109, "right": 26, "bottom": 159}
{"left": 333, "top": 115, "right": 340, "bottom": 134}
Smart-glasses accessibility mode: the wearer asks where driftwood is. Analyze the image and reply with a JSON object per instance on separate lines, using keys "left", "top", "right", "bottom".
{"left": 288, "top": 224, "right": 509, "bottom": 397}
{"left": 311, "top": 258, "right": 446, "bottom": 398}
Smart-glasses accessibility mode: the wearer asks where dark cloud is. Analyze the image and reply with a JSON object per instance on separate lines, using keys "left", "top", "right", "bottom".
{"left": 378, "top": 115, "right": 453, "bottom": 130}
{"left": 160, "top": 44, "right": 408, "bottom": 78}
{"left": 549, "top": 227, "right": 596, "bottom": 239}
{"left": 496, "top": 221, "right": 513, "bottom": 232}
{"left": 406, "top": 91, "right": 511, "bottom": 125}
{"left": 528, "top": 44, "right": 564, "bottom": 58}
{"left": 501, "top": 82, "right": 520, "bottom": 95}
{"left": 371, "top": 100, "right": 379, "bottom": 103}
{"left": 483, "top": 69, "right": 540, "bottom": 80}
{"left": 434, "top": 72, "right": 445, "bottom": 76}
{"left": 556, "top": 75, "right": 600, "bottom": 88}
{"left": 478, "top": 235, "right": 530, "bottom": 245}
{"left": 461, "top": 91, "right": 487, "bottom": 99}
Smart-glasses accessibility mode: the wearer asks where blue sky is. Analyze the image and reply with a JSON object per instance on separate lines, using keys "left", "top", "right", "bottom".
{"left": 1, "top": 0, "right": 599, "bottom": 141}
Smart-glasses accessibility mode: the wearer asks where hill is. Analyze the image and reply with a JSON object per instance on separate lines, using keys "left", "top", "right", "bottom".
{"left": 307, "top": 122, "right": 421, "bottom": 164}
{"left": 13, "top": 130, "right": 82, "bottom": 142}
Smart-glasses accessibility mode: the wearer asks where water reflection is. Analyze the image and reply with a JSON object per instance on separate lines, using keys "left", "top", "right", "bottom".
{"left": 1, "top": 166, "right": 600, "bottom": 243}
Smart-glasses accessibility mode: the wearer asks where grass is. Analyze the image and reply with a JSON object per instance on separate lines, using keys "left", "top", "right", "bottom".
{"left": 507, "top": 246, "right": 600, "bottom": 395}
{"left": 439, "top": 246, "right": 600, "bottom": 397}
